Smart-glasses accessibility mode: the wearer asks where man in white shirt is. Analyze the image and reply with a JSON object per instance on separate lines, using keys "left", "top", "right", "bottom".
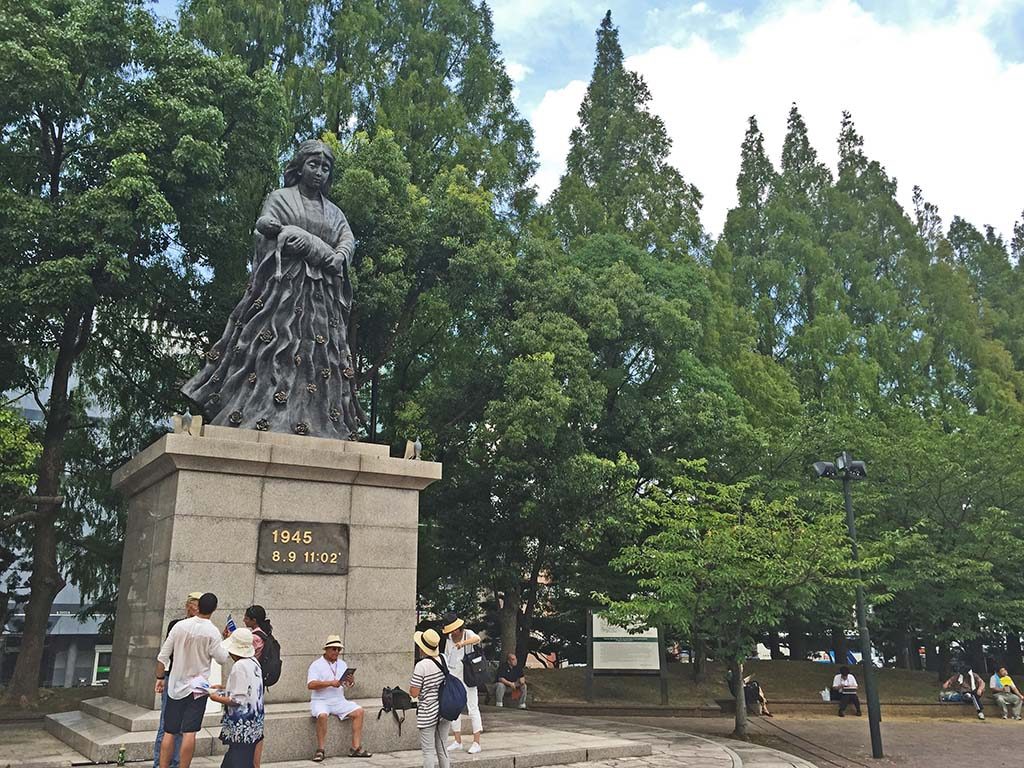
{"left": 441, "top": 613, "right": 482, "bottom": 753}
{"left": 830, "top": 665, "right": 861, "bottom": 716}
{"left": 307, "top": 635, "right": 370, "bottom": 761}
{"left": 155, "top": 592, "right": 230, "bottom": 768}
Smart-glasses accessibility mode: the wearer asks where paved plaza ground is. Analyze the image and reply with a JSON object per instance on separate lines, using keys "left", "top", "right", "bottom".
{"left": 616, "top": 713, "right": 1024, "bottom": 768}
{"left": 1, "top": 709, "right": 810, "bottom": 768}
{"left": 6, "top": 707, "right": 1024, "bottom": 768}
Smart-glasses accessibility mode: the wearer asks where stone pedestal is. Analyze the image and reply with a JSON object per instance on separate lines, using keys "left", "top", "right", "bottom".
{"left": 108, "top": 426, "right": 439, "bottom": 708}
{"left": 46, "top": 426, "right": 440, "bottom": 761}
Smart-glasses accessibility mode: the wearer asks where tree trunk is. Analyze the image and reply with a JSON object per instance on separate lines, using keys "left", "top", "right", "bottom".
{"left": 767, "top": 631, "right": 783, "bottom": 660}
{"left": 691, "top": 634, "right": 707, "bottom": 682}
{"left": 731, "top": 658, "right": 748, "bottom": 740}
{"left": 937, "top": 642, "right": 950, "bottom": 683}
{"left": 516, "top": 541, "right": 547, "bottom": 660}
{"left": 895, "top": 627, "right": 911, "bottom": 670}
{"left": 496, "top": 584, "right": 521, "bottom": 659}
{"left": 3, "top": 311, "right": 84, "bottom": 705}
{"left": 830, "top": 625, "right": 848, "bottom": 665}
{"left": 787, "top": 622, "right": 807, "bottom": 661}
{"left": 967, "top": 637, "right": 986, "bottom": 676}
{"left": 1006, "top": 632, "right": 1023, "bottom": 674}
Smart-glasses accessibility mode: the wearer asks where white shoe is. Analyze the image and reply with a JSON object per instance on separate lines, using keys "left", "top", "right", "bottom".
{"left": 518, "top": 703, "right": 527, "bottom": 709}
{"left": 450, "top": 741, "right": 463, "bottom": 751}
{"left": 494, "top": 701, "right": 503, "bottom": 707}
{"left": 467, "top": 743, "right": 481, "bottom": 754}
{"left": 1003, "top": 714, "right": 1009, "bottom": 719}
{"left": 978, "top": 712, "right": 985, "bottom": 720}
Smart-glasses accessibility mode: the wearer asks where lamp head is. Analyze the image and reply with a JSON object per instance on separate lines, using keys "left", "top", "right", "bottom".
{"left": 847, "top": 460, "right": 867, "bottom": 479}
{"left": 812, "top": 461, "right": 837, "bottom": 479}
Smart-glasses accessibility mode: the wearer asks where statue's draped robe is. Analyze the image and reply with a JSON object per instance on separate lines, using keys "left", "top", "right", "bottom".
{"left": 183, "top": 186, "right": 363, "bottom": 438}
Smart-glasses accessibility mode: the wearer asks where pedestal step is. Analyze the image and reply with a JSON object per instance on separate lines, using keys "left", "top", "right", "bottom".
{"left": 45, "top": 698, "right": 418, "bottom": 764}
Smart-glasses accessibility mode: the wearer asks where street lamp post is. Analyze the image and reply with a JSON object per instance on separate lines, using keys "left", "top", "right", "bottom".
{"left": 813, "top": 452, "right": 883, "bottom": 759}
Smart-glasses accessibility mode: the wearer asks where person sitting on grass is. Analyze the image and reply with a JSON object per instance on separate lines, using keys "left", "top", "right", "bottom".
{"left": 942, "top": 666, "right": 986, "bottom": 720}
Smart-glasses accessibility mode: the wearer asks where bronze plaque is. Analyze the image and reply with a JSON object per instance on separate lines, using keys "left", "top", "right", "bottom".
{"left": 256, "top": 520, "right": 349, "bottom": 575}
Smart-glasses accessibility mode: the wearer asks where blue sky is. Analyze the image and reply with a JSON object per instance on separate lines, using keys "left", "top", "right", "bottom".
{"left": 151, "top": 0, "right": 1024, "bottom": 239}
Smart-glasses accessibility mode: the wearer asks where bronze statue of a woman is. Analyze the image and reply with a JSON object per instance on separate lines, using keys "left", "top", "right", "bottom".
{"left": 183, "top": 140, "right": 364, "bottom": 439}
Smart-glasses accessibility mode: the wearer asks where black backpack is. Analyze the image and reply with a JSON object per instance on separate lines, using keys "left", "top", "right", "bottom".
{"left": 255, "top": 628, "right": 282, "bottom": 687}
{"left": 462, "top": 647, "right": 487, "bottom": 688}
{"left": 378, "top": 686, "right": 416, "bottom": 735}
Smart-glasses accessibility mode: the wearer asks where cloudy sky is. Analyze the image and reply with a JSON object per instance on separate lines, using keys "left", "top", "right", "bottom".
{"left": 152, "top": 0, "right": 1024, "bottom": 240}
{"left": 488, "top": 0, "right": 1024, "bottom": 240}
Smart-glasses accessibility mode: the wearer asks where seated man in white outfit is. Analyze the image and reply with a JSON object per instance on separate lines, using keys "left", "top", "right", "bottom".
{"left": 307, "top": 635, "right": 371, "bottom": 761}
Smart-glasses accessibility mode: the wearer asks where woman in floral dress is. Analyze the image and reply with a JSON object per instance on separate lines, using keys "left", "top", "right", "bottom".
{"left": 210, "top": 628, "right": 264, "bottom": 767}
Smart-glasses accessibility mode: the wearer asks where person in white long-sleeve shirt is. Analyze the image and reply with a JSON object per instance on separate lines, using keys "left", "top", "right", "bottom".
{"left": 441, "top": 613, "right": 482, "bottom": 754}
{"left": 830, "top": 666, "right": 861, "bottom": 716}
{"left": 155, "top": 592, "right": 230, "bottom": 768}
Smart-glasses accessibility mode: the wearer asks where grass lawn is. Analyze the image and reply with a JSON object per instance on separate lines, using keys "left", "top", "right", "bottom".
{"left": 0, "top": 685, "right": 107, "bottom": 721}
{"left": 527, "top": 660, "right": 944, "bottom": 706}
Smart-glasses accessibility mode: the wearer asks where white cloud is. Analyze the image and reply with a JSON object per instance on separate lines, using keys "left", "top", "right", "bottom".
{"left": 530, "top": 80, "right": 589, "bottom": 199}
{"left": 489, "top": 0, "right": 602, "bottom": 36}
{"left": 528, "top": 0, "right": 1024, "bottom": 238}
{"left": 505, "top": 61, "right": 533, "bottom": 83}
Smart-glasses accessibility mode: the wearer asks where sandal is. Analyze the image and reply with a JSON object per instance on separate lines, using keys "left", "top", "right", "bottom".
{"left": 349, "top": 746, "right": 373, "bottom": 758}
{"left": 313, "top": 748, "right": 326, "bottom": 762}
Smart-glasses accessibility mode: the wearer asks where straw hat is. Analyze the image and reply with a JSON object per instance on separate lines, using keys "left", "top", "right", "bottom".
{"left": 222, "top": 628, "right": 256, "bottom": 658}
{"left": 441, "top": 613, "right": 464, "bottom": 634}
{"left": 414, "top": 629, "right": 441, "bottom": 657}
{"left": 187, "top": 591, "right": 203, "bottom": 600}
{"left": 323, "top": 634, "right": 344, "bottom": 650}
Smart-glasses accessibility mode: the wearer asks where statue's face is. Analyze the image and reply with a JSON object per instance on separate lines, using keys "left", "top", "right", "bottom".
{"left": 300, "top": 153, "right": 331, "bottom": 191}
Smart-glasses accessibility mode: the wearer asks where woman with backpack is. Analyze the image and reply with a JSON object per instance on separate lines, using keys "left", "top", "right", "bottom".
{"left": 236, "top": 605, "right": 279, "bottom": 768}
{"left": 411, "top": 629, "right": 451, "bottom": 768}
{"left": 441, "top": 613, "right": 483, "bottom": 753}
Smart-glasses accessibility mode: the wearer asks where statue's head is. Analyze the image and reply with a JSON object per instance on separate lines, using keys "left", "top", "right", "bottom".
{"left": 283, "top": 139, "right": 336, "bottom": 194}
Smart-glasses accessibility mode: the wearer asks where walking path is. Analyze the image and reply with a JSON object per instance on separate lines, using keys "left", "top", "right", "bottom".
{"left": 615, "top": 713, "right": 1024, "bottom": 768}
{"left": 2, "top": 709, "right": 814, "bottom": 768}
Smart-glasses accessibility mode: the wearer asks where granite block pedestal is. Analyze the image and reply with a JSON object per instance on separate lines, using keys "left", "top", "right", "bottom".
{"left": 46, "top": 426, "right": 441, "bottom": 761}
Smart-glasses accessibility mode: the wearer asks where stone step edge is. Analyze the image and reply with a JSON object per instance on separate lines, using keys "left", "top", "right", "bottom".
{"left": 44, "top": 710, "right": 218, "bottom": 764}
{"left": 190, "top": 739, "right": 651, "bottom": 768}
{"left": 78, "top": 696, "right": 386, "bottom": 732}
{"left": 528, "top": 702, "right": 723, "bottom": 717}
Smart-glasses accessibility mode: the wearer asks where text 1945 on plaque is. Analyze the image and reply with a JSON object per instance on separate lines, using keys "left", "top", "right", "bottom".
{"left": 257, "top": 520, "right": 349, "bottom": 575}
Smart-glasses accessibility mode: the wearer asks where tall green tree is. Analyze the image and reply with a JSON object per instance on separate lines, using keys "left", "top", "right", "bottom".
{"left": 0, "top": 408, "right": 42, "bottom": 638}
{"left": 414, "top": 12, "right": 751, "bottom": 659}
{"left": 549, "top": 11, "right": 702, "bottom": 255}
{"left": 0, "top": 0, "right": 285, "bottom": 702}
{"left": 603, "top": 461, "right": 864, "bottom": 738}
